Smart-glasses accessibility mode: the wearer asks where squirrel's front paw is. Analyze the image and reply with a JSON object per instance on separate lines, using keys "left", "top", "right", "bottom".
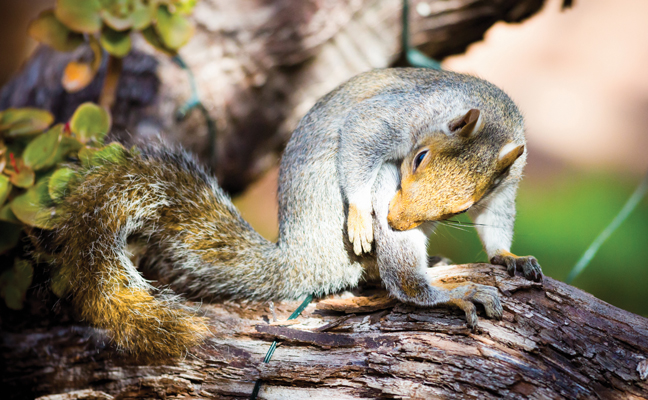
{"left": 491, "top": 251, "right": 543, "bottom": 282}
{"left": 446, "top": 283, "right": 503, "bottom": 331}
{"left": 347, "top": 203, "right": 373, "bottom": 255}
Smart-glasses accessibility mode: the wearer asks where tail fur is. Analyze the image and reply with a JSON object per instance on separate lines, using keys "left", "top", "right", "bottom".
{"left": 40, "top": 145, "right": 264, "bottom": 357}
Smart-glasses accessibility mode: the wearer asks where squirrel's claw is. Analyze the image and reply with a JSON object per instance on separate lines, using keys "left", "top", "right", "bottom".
{"left": 347, "top": 204, "right": 373, "bottom": 255}
{"left": 519, "top": 256, "right": 543, "bottom": 282}
{"left": 472, "top": 285, "right": 503, "bottom": 320}
{"left": 447, "top": 283, "right": 503, "bottom": 331}
{"left": 491, "top": 253, "right": 543, "bottom": 282}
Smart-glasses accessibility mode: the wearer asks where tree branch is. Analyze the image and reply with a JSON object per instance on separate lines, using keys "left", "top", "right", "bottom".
{"left": 3, "top": 264, "right": 648, "bottom": 399}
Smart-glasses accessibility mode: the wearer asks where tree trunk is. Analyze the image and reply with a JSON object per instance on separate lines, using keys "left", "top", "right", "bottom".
{"left": 0, "top": 0, "right": 546, "bottom": 194}
{"left": 3, "top": 263, "right": 647, "bottom": 399}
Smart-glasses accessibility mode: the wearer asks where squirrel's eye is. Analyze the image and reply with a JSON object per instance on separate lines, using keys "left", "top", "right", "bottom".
{"left": 412, "top": 150, "right": 428, "bottom": 172}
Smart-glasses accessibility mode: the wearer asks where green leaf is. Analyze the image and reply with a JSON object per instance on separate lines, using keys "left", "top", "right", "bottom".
{"left": 9, "top": 179, "right": 55, "bottom": 229}
{"left": 0, "top": 108, "right": 54, "bottom": 138}
{"left": 22, "top": 125, "right": 80, "bottom": 171}
{"left": 9, "top": 164, "right": 35, "bottom": 189}
{"left": 23, "top": 125, "right": 63, "bottom": 171}
{"left": 78, "top": 146, "right": 97, "bottom": 168}
{"left": 99, "top": 0, "right": 155, "bottom": 31}
{"left": 55, "top": 0, "right": 102, "bottom": 33}
{"left": 51, "top": 136, "right": 83, "bottom": 165}
{"left": 49, "top": 167, "right": 76, "bottom": 203}
{"left": 174, "top": 0, "right": 198, "bottom": 15}
{"left": 154, "top": 5, "right": 194, "bottom": 50}
{"left": 0, "top": 204, "right": 19, "bottom": 223}
{"left": 80, "top": 142, "right": 125, "bottom": 168}
{"left": 100, "top": 8, "right": 133, "bottom": 31}
{"left": 0, "top": 174, "right": 10, "bottom": 206}
{"left": 69, "top": 103, "right": 111, "bottom": 144}
{"left": 28, "top": 10, "right": 84, "bottom": 52}
{"left": 0, "top": 108, "right": 54, "bottom": 130}
{"left": 0, "top": 258, "right": 33, "bottom": 310}
{"left": 141, "top": 26, "right": 175, "bottom": 55}
{"left": 131, "top": 0, "right": 156, "bottom": 30}
{"left": 100, "top": 27, "right": 132, "bottom": 57}
{"left": 90, "top": 142, "right": 126, "bottom": 165}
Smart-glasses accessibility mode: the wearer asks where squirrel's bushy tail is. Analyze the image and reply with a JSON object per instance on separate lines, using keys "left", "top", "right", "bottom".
{"left": 38, "top": 145, "right": 259, "bottom": 357}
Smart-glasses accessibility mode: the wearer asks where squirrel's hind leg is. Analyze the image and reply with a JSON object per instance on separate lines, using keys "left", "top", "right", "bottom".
{"left": 371, "top": 164, "right": 503, "bottom": 330}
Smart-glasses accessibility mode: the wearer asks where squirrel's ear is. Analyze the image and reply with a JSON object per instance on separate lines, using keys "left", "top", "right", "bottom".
{"left": 497, "top": 143, "right": 525, "bottom": 169}
{"left": 449, "top": 109, "right": 482, "bottom": 138}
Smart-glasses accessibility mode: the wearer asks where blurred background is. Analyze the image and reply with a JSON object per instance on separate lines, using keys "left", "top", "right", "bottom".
{"left": 2, "top": 0, "right": 647, "bottom": 315}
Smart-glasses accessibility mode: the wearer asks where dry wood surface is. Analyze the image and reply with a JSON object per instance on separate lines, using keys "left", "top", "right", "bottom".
{"left": 3, "top": 263, "right": 648, "bottom": 399}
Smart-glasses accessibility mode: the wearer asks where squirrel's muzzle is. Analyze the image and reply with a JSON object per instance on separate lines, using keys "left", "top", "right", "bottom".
{"left": 388, "top": 189, "right": 474, "bottom": 231}
{"left": 388, "top": 190, "right": 424, "bottom": 231}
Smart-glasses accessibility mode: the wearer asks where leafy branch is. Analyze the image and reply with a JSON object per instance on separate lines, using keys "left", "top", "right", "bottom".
{"left": 28, "top": 0, "right": 197, "bottom": 108}
{"left": 0, "top": 104, "right": 116, "bottom": 309}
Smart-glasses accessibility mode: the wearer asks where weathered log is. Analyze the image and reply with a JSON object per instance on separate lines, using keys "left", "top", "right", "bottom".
{"left": 3, "top": 263, "right": 648, "bottom": 399}
{"left": 0, "top": 0, "right": 546, "bottom": 194}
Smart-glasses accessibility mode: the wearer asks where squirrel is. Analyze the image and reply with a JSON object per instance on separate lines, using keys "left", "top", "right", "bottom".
{"left": 38, "top": 68, "right": 542, "bottom": 358}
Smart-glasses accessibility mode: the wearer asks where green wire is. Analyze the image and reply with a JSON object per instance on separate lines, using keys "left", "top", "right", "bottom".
{"left": 250, "top": 294, "right": 314, "bottom": 400}
{"left": 566, "top": 171, "right": 648, "bottom": 284}
{"left": 250, "top": 4, "right": 436, "bottom": 398}
{"left": 172, "top": 55, "right": 218, "bottom": 165}
{"left": 402, "top": 0, "right": 441, "bottom": 69}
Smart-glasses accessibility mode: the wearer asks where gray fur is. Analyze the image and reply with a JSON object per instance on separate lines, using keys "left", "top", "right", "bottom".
{"left": 145, "top": 69, "right": 524, "bottom": 301}
{"left": 50, "top": 68, "right": 533, "bottom": 353}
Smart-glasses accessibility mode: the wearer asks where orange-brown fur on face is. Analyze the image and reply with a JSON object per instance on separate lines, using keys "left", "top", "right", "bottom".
{"left": 388, "top": 130, "right": 524, "bottom": 231}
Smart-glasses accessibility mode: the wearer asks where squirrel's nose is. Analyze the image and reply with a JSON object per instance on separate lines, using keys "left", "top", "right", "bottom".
{"left": 387, "top": 192, "right": 409, "bottom": 230}
{"left": 387, "top": 191, "right": 424, "bottom": 230}
{"left": 388, "top": 214, "right": 422, "bottom": 231}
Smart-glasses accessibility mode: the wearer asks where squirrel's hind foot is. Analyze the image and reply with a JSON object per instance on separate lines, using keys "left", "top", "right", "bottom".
{"left": 445, "top": 283, "right": 503, "bottom": 331}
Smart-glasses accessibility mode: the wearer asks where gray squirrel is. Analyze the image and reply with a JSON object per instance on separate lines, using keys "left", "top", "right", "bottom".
{"left": 39, "top": 68, "right": 542, "bottom": 357}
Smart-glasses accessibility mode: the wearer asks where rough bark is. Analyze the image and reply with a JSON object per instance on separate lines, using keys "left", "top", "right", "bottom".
{"left": 3, "top": 263, "right": 648, "bottom": 399}
{"left": 0, "top": 0, "right": 546, "bottom": 194}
